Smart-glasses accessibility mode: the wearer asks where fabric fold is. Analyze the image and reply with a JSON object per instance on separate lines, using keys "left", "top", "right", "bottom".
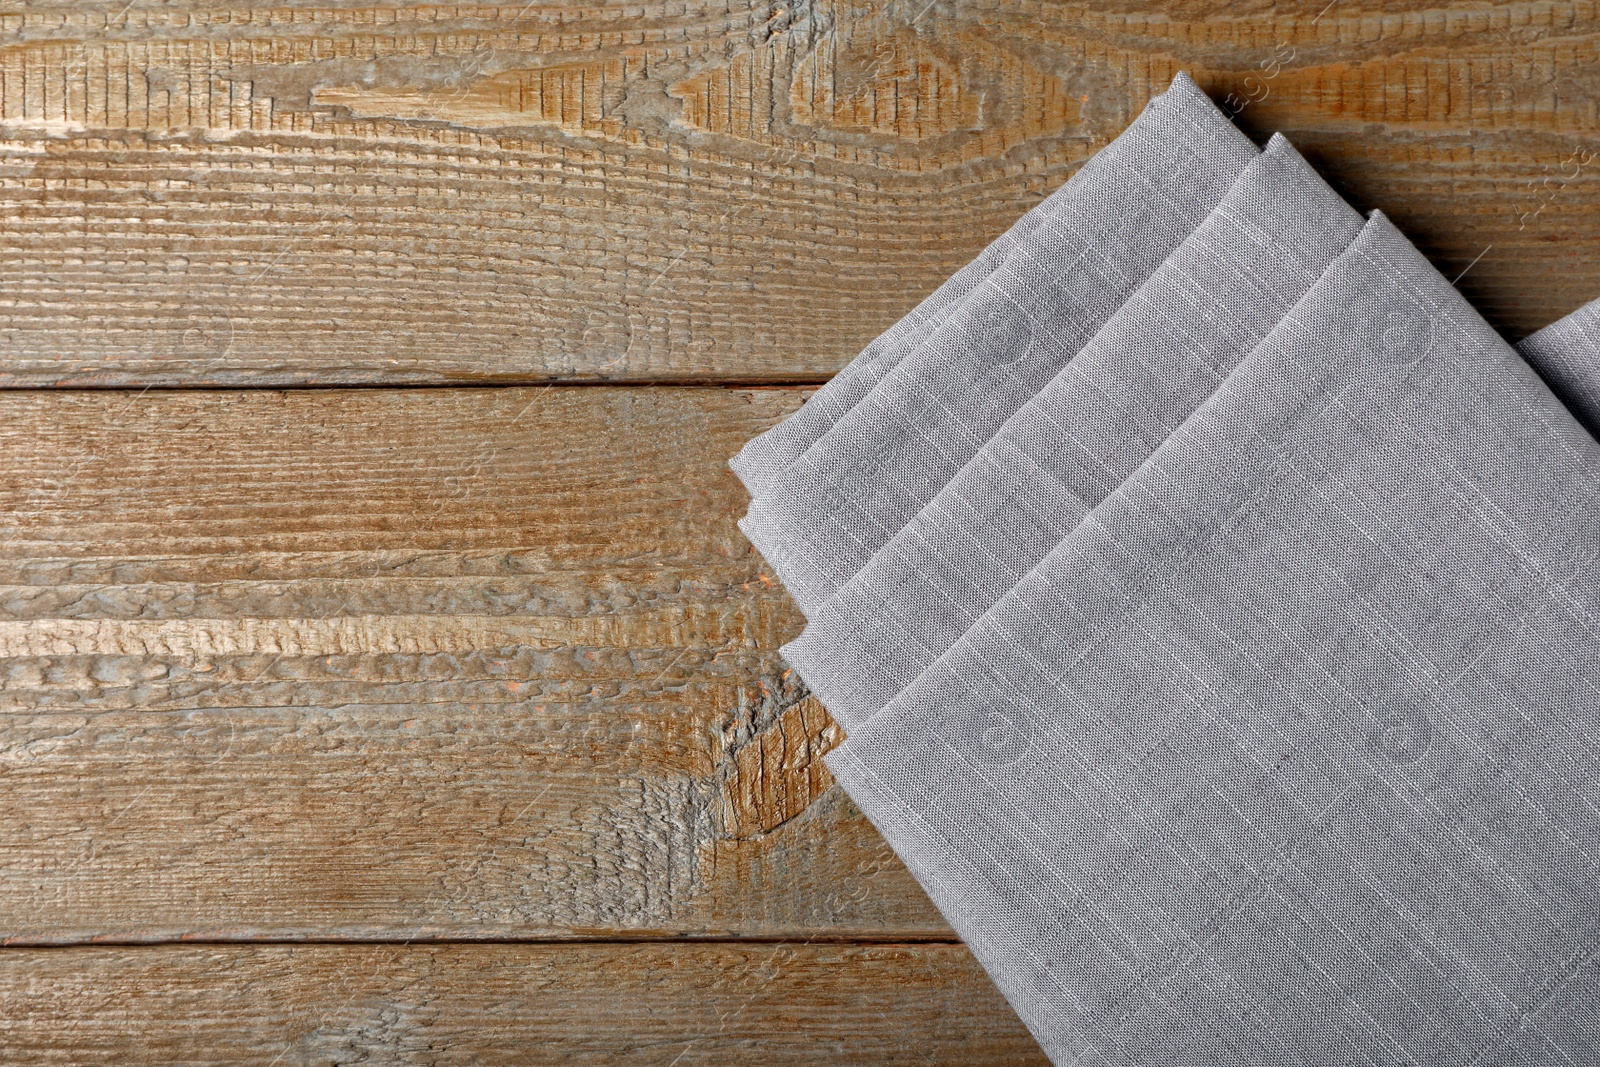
{"left": 783, "top": 134, "right": 1363, "bottom": 730}
{"left": 1517, "top": 294, "right": 1600, "bottom": 435}
{"left": 729, "top": 201, "right": 1047, "bottom": 497}
{"left": 738, "top": 73, "right": 1259, "bottom": 615}
{"left": 829, "top": 212, "right": 1600, "bottom": 1066}
{"left": 730, "top": 72, "right": 1236, "bottom": 501}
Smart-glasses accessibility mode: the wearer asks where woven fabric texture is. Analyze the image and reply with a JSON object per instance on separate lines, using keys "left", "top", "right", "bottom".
{"left": 729, "top": 197, "right": 1044, "bottom": 498}
{"left": 738, "top": 73, "right": 1258, "bottom": 615}
{"left": 828, "top": 213, "right": 1600, "bottom": 1066}
{"left": 1517, "top": 294, "right": 1600, "bottom": 436}
{"left": 783, "top": 135, "right": 1363, "bottom": 730}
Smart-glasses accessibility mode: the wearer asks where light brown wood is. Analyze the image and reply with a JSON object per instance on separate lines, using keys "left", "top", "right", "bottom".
{"left": 0, "top": 942, "right": 1049, "bottom": 1065}
{"left": 0, "top": 384, "right": 957, "bottom": 943}
{"left": 1, "top": 1, "right": 1598, "bottom": 385}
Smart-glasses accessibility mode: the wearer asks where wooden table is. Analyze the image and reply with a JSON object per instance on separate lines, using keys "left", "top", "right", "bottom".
{"left": 1, "top": 2, "right": 1597, "bottom": 1062}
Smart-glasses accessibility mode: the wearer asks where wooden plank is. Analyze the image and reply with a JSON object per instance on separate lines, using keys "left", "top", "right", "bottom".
{"left": 1, "top": 2, "right": 1597, "bottom": 385}
{"left": 0, "top": 384, "right": 953, "bottom": 942}
{"left": 0, "top": 942, "right": 1048, "bottom": 1065}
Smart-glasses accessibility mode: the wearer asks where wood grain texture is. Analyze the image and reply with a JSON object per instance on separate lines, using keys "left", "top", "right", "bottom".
{"left": 0, "top": 943, "right": 1049, "bottom": 1065}
{"left": 0, "top": 384, "right": 959, "bottom": 944}
{"left": 2, "top": 1, "right": 1599, "bottom": 384}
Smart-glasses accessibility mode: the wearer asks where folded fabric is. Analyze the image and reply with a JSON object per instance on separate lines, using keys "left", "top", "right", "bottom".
{"left": 729, "top": 207, "right": 1046, "bottom": 498}
{"left": 783, "top": 135, "right": 1363, "bottom": 730}
{"left": 730, "top": 72, "right": 1233, "bottom": 503}
{"left": 1518, "top": 294, "right": 1600, "bottom": 436}
{"left": 828, "top": 212, "right": 1600, "bottom": 1065}
{"left": 738, "top": 73, "right": 1258, "bottom": 615}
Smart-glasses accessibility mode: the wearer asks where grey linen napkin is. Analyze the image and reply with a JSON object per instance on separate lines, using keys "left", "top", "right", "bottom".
{"left": 783, "top": 134, "right": 1363, "bottom": 731}
{"left": 738, "top": 74, "right": 1258, "bottom": 615}
{"left": 828, "top": 212, "right": 1600, "bottom": 1066}
{"left": 1518, "top": 294, "right": 1600, "bottom": 436}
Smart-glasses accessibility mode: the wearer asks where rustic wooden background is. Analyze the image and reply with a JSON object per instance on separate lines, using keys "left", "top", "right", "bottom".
{"left": 2, "top": 1, "right": 1598, "bottom": 1062}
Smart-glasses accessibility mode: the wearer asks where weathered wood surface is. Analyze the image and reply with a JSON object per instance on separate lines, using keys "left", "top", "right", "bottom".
{"left": 0, "top": 943, "right": 1049, "bottom": 1065}
{"left": 2, "top": 1, "right": 1599, "bottom": 385}
{"left": 0, "top": 384, "right": 962, "bottom": 944}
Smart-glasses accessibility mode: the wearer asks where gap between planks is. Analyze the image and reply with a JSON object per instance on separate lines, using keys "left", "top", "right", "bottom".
{"left": 0, "top": 378, "right": 831, "bottom": 393}
{"left": 5, "top": 935, "right": 965, "bottom": 949}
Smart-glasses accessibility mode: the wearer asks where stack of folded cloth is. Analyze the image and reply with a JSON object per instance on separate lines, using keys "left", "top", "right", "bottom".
{"left": 732, "top": 73, "right": 1600, "bottom": 1064}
